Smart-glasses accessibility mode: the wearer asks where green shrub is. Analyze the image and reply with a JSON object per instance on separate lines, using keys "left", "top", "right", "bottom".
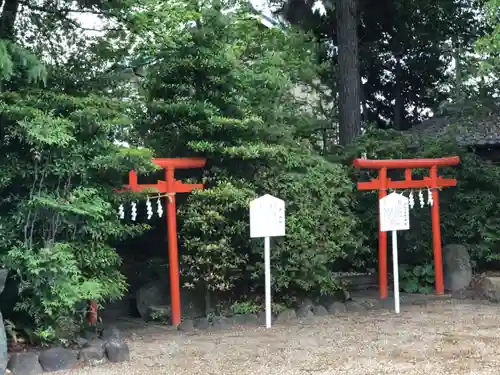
{"left": 0, "top": 91, "right": 155, "bottom": 341}
{"left": 399, "top": 264, "right": 435, "bottom": 293}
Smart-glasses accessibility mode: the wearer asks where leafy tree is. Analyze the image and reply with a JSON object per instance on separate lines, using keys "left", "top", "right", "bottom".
{"left": 0, "top": 0, "right": 155, "bottom": 341}
{"left": 475, "top": 0, "right": 500, "bottom": 77}
{"left": 278, "top": 0, "right": 487, "bottom": 129}
{"left": 129, "top": 0, "right": 366, "bottom": 301}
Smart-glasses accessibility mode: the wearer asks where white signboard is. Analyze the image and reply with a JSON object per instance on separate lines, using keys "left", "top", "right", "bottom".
{"left": 379, "top": 192, "right": 410, "bottom": 232}
{"left": 249, "top": 194, "right": 286, "bottom": 329}
{"left": 250, "top": 194, "right": 285, "bottom": 238}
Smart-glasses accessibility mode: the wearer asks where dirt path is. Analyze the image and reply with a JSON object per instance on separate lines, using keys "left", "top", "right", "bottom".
{"left": 59, "top": 299, "right": 500, "bottom": 375}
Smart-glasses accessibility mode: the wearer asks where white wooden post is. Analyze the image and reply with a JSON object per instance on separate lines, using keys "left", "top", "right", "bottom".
{"left": 250, "top": 194, "right": 286, "bottom": 328}
{"left": 379, "top": 192, "right": 410, "bottom": 314}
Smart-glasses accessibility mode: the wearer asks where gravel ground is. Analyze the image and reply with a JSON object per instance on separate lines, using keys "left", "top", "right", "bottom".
{"left": 58, "top": 299, "right": 500, "bottom": 375}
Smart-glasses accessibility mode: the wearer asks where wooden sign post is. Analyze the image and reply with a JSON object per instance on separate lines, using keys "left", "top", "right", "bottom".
{"left": 249, "top": 194, "right": 285, "bottom": 328}
{"left": 379, "top": 192, "right": 410, "bottom": 313}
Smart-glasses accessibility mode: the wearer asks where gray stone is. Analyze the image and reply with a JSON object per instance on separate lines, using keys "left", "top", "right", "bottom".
{"left": 233, "top": 314, "right": 259, "bottom": 325}
{"left": 211, "top": 316, "right": 232, "bottom": 330}
{"left": 478, "top": 277, "right": 500, "bottom": 302}
{"left": 327, "top": 301, "right": 347, "bottom": 314}
{"left": 335, "top": 289, "right": 351, "bottom": 301}
{"left": 443, "top": 244, "right": 472, "bottom": 292}
{"left": 258, "top": 311, "right": 274, "bottom": 325}
{"left": 345, "top": 300, "right": 366, "bottom": 312}
{"left": 78, "top": 340, "right": 106, "bottom": 366}
{"left": 275, "top": 308, "right": 297, "bottom": 323}
{"left": 135, "top": 280, "right": 205, "bottom": 322}
{"left": 105, "top": 339, "right": 130, "bottom": 363}
{"left": 360, "top": 299, "right": 381, "bottom": 310}
{"left": 38, "top": 347, "right": 77, "bottom": 372}
{"left": 7, "top": 352, "right": 43, "bottom": 375}
{"left": 296, "top": 299, "right": 314, "bottom": 318}
{"left": 73, "top": 336, "right": 89, "bottom": 348}
{"left": 0, "top": 269, "right": 8, "bottom": 375}
{"left": 193, "top": 317, "right": 210, "bottom": 330}
{"left": 0, "top": 312, "right": 7, "bottom": 375}
{"left": 177, "top": 319, "right": 195, "bottom": 333}
{"left": 312, "top": 305, "right": 328, "bottom": 316}
{"left": 101, "top": 326, "right": 121, "bottom": 341}
{"left": 135, "top": 280, "right": 170, "bottom": 320}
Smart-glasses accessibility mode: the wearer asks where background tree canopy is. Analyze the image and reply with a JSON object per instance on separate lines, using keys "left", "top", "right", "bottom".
{"left": 0, "top": 0, "right": 499, "bottom": 343}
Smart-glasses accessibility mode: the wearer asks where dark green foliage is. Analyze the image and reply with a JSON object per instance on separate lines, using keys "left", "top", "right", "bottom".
{"left": 277, "top": 0, "right": 487, "bottom": 127}
{"left": 0, "top": 88, "right": 155, "bottom": 341}
{"left": 399, "top": 264, "right": 435, "bottom": 294}
{"left": 133, "top": 1, "right": 365, "bottom": 300}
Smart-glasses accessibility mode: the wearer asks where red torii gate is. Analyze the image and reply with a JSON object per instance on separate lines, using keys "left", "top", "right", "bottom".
{"left": 101, "top": 157, "right": 206, "bottom": 326}
{"left": 353, "top": 156, "right": 460, "bottom": 299}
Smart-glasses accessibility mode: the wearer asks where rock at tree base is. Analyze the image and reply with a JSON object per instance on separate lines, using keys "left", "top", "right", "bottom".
{"left": 193, "top": 317, "right": 209, "bottom": 330}
{"left": 78, "top": 340, "right": 106, "bottom": 366}
{"left": 275, "top": 308, "right": 296, "bottom": 323}
{"left": 312, "top": 305, "right": 328, "bottom": 316}
{"left": 177, "top": 319, "right": 195, "bottom": 333}
{"left": 211, "top": 316, "right": 232, "bottom": 330}
{"left": 478, "top": 276, "right": 500, "bottom": 302}
{"left": 105, "top": 339, "right": 130, "bottom": 363}
{"left": 7, "top": 352, "right": 42, "bottom": 375}
{"left": 232, "top": 314, "right": 258, "bottom": 325}
{"left": 0, "top": 269, "right": 9, "bottom": 375}
{"left": 345, "top": 300, "right": 366, "bottom": 312}
{"left": 296, "top": 299, "right": 314, "bottom": 318}
{"left": 443, "top": 244, "right": 473, "bottom": 292}
{"left": 327, "top": 301, "right": 347, "bottom": 314}
{"left": 257, "top": 312, "right": 274, "bottom": 325}
{"left": 135, "top": 280, "right": 204, "bottom": 322}
{"left": 135, "top": 280, "right": 170, "bottom": 320}
{"left": 0, "top": 312, "right": 7, "bottom": 375}
{"left": 38, "top": 347, "right": 77, "bottom": 372}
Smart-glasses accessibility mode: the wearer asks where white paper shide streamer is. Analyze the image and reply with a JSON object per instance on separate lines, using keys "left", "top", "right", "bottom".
{"left": 146, "top": 197, "right": 153, "bottom": 220}
{"left": 118, "top": 204, "right": 125, "bottom": 219}
{"left": 409, "top": 191, "right": 415, "bottom": 209}
{"left": 131, "top": 201, "right": 137, "bottom": 221}
{"left": 418, "top": 190, "right": 425, "bottom": 208}
{"left": 427, "top": 188, "right": 433, "bottom": 206}
{"left": 157, "top": 197, "right": 163, "bottom": 218}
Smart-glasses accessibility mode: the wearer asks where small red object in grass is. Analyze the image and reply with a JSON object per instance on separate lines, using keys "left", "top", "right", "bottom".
{"left": 87, "top": 300, "right": 98, "bottom": 326}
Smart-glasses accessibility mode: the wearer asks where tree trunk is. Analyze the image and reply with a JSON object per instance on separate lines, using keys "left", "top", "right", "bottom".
{"left": 335, "top": 0, "right": 361, "bottom": 145}
{"left": 393, "top": 53, "right": 404, "bottom": 130}
{"left": 453, "top": 36, "right": 463, "bottom": 102}
{"left": 0, "top": 0, "right": 20, "bottom": 40}
{"left": 359, "top": 76, "right": 368, "bottom": 123}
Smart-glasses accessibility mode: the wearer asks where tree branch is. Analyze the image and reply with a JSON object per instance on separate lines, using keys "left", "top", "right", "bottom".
{"left": 19, "top": 0, "right": 112, "bottom": 16}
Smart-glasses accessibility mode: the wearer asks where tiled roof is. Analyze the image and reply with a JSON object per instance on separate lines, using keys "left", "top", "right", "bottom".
{"left": 405, "top": 113, "right": 500, "bottom": 147}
